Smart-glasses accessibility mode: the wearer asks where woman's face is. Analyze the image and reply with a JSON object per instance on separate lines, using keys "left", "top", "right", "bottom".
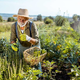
{"left": 17, "top": 16, "right": 29, "bottom": 27}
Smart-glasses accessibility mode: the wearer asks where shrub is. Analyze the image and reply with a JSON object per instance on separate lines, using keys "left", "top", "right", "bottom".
{"left": 37, "top": 14, "right": 42, "bottom": 21}
{"left": 48, "top": 16, "right": 54, "bottom": 21}
{"left": 44, "top": 16, "right": 54, "bottom": 23}
{"left": 55, "top": 15, "right": 68, "bottom": 26}
{"left": 44, "top": 17, "right": 48, "bottom": 22}
{"left": 72, "top": 14, "right": 78, "bottom": 22}
{"left": 44, "top": 17, "right": 53, "bottom": 24}
{"left": 7, "top": 17, "right": 16, "bottom": 22}
{"left": 0, "top": 23, "right": 11, "bottom": 32}
{"left": 0, "top": 16, "right": 3, "bottom": 22}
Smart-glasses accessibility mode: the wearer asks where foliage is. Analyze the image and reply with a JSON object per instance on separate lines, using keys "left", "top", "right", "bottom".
{"left": 7, "top": 17, "right": 16, "bottom": 22}
{"left": 1, "top": 22, "right": 80, "bottom": 79}
{"left": 78, "top": 15, "right": 80, "bottom": 20}
{"left": 0, "top": 22, "right": 12, "bottom": 32}
{"left": 0, "top": 38, "right": 42, "bottom": 80}
{"left": 26, "top": 68, "right": 42, "bottom": 80}
{"left": 42, "top": 60, "right": 55, "bottom": 79}
{"left": 44, "top": 17, "right": 48, "bottom": 22}
{"left": 55, "top": 15, "right": 68, "bottom": 26}
{"left": 72, "top": 14, "right": 78, "bottom": 22}
{"left": 68, "top": 65, "right": 80, "bottom": 80}
{"left": 48, "top": 16, "right": 54, "bottom": 21}
{"left": 39, "top": 25, "right": 80, "bottom": 68}
{"left": 37, "top": 14, "right": 42, "bottom": 21}
{"left": 0, "top": 38, "right": 5, "bottom": 53}
{"left": 44, "top": 17, "right": 53, "bottom": 24}
{"left": 44, "top": 16, "right": 54, "bottom": 24}
{"left": 0, "top": 16, "right": 3, "bottom": 22}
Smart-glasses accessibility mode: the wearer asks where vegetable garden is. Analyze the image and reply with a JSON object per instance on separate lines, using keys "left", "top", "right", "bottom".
{"left": 0, "top": 22, "right": 80, "bottom": 80}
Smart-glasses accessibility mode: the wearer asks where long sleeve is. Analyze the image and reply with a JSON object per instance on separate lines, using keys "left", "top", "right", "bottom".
{"left": 31, "top": 22, "right": 39, "bottom": 45}
{"left": 10, "top": 23, "right": 17, "bottom": 43}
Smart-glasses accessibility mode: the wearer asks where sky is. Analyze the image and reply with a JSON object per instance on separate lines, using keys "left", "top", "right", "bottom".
{"left": 0, "top": 0, "right": 80, "bottom": 17}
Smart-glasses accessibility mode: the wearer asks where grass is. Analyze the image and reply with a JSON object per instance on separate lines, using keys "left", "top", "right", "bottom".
{"left": 0, "top": 22, "right": 14, "bottom": 24}
{"left": 0, "top": 31, "right": 11, "bottom": 42}
{"left": 0, "top": 21, "right": 44, "bottom": 41}
{"left": 0, "top": 22, "right": 14, "bottom": 32}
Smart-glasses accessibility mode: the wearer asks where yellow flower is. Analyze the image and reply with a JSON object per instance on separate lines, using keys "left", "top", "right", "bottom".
{"left": 58, "top": 27, "right": 61, "bottom": 30}
{"left": 62, "top": 50, "right": 67, "bottom": 54}
{"left": 59, "top": 45, "right": 61, "bottom": 47}
{"left": 56, "top": 45, "right": 61, "bottom": 50}
{"left": 71, "top": 28, "right": 74, "bottom": 31}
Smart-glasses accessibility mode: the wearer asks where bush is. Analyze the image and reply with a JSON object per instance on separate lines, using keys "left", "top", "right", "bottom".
{"left": 0, "top": 16, "right": 3, "bottom": 22}
{"left": 55, "top": 15, "right": 68, "bottom": 26}
{"left": 44, "top": 17, "right": 53, "bottom": 24}
{"left": 72, "top": 14, "right": 78, "bottom": 22}
{"left": 37, "top": 14, "right": 42, "bottom": 21}
{"left": 48, "top": 16, "right": 54, "bottom": 21}
{"left": 44, "top": 16, "right": 54, "bottom": 23}
{"left": 44, "top": 17, "right": 48, "bottom": 22}
{"left": 7, "top": 17, "right": 16, "bottom": 22}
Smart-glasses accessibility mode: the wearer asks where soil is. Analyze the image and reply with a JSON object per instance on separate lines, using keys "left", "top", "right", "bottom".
{"left": 38, "top": 65, "right": 71, "bottom": 80}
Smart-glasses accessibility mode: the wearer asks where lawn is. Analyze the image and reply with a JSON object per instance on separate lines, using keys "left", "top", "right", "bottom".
{"left": 0, "top": 31, "right": 11, "bottom": 42}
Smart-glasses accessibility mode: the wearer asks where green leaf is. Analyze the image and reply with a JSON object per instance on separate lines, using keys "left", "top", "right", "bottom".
{"left": 32, "top": 70, "right": 42, "bottom": 76}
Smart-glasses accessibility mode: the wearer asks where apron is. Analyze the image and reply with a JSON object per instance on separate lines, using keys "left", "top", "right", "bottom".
{"left": 18, "top": 40, "right": 41, "bottom": 58}
{"left": 18, "top": 42, "right": 30, "bottom": 59}
{"left": 18, "top": 41, "right": 42, "bottom": 78}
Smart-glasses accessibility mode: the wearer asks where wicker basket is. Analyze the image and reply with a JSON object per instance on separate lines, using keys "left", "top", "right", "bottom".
{"left": 23, "top": 47, "right": 47, "bottom": 66}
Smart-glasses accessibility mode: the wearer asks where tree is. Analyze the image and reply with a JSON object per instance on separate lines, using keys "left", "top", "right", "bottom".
{"left": 44, "top": 17, "right": 48, "bottom": 22}
{"left": 48, "top": 16, "right": 54, "bottom": 21}
{"left": 55, "top": 15, "right": 68, "bottom": 26}
{"left": 0, "top": 16, "right": 3, "bottom": 22}
{"left": 78, "top": 15, "right": 80, "bottom": 20}
{"left": 44, "top": 16, "right": 54, "bottom": 24}
{"left": 44, "top": 17, "right": 53, "bottom": 24}
{"left": 37, "top": 14, "right": 42, "bottom": 21}
{"left": 7, "top": 17, "right": 16, "bottom": 22}
{"left": 72, "top": 14, "right": 78, "bottom": 22}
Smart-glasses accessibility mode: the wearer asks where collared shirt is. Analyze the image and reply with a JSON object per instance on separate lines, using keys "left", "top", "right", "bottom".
{"left": 10, "top": 21, "right": 39, "bottom": 47}
{"left": 21, "top": 30, "right": 24, "bottom": 33}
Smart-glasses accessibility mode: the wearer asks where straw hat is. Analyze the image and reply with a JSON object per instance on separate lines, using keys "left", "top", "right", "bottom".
{"left": 13, "top": 8, "right": 33, "bottom": 19}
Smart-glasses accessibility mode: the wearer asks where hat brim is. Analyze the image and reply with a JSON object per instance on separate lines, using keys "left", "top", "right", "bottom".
{"left": 13, "top": 15, "right": 33, "bottom": 19}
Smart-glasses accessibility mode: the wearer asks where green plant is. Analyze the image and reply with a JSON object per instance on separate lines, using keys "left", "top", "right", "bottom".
{"left": 48, "top": 16, "right": 54, "bottom": 21}
{"left": 39, "top": 24, "right": 80, "bottom": 70}
{"left": 7, "top": 17, "right": 16, "bottom": 22}
{"left": 0, "top": 22, "right": 11, "bottom": 32}
{"left": 37, "top": 14, "right": 42, "bottom": 21}
{"left": 72, "top": 14, "right": 78, "bottom": 22}
{"left": 68, "top": 65, "right": 80, "bottom": 80}
{"left": 1, "top": 22, "right": 80, "bottom": 79}
{"left": 44, "top": 17, "right": 53, "bottom": 24}
{"left": 55, "top": 15, "right": 68, "bottom": 26}
{"left": 0, "top": 16, "right": 3, "bottom": 22}
{"left": 42, "top": 60, "right": 55, "bottom": 79}
{"left": 26, "top": 68, "right": 42, "bottom": 80}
